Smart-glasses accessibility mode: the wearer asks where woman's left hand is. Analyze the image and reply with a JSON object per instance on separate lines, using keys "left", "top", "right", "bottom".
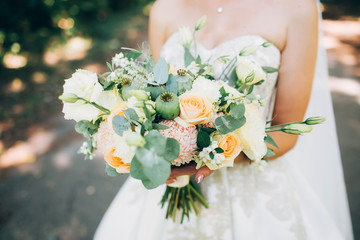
{"left": 165, "top": 163, "right": 215, "bottom": 184}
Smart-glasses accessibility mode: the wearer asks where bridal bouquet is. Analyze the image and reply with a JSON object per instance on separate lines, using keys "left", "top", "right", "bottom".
{"left": 59, "top": 16, "right": 325, "bottom": 223}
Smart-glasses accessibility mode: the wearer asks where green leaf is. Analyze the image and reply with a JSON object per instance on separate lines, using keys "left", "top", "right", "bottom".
{"left": 227, "top": 68, "right": 238, "bottom": 87}
{"left": 105, "top": 164, "right": 122, "bottom": 177}
{"left": 127, "top": 50, "right": 143, "bottom": 60}
{"left": 219, "top": 86, "right": 227, "bottom": 96}
{"left": 129, "top": 156, "right": 145, "bottom": 179}
{"left": 106, "top": 62, "right": 112, "bottom": 72}
{"left": 103, "top": 81, "right": 115, "bottom": 91}
{"left": 143, "top": 119, "right": 153, "bottom": 131}
{"left": 199, "top": 127, "right": 216, "bottom": 134}
{"left": 254, "top": 80, "right": 265, "bottom": 86}
{"left": 166, "top": 74, "right": 178, "bottom": 95}
{"left": 247, "top": 84, "right": 254, "bottom": 95}
{"left": 230, "top": 103, "right": 245, "bottom": 119}
{"left": 215, "top": 115, "right": 246, "bottom": 134}
{"left": 264, "top": 134, "right": 279, "bottom": 148}
{"left": 163, "top": 138, "right": 180, "bottom": 162}
{"left": 143, "top": 106, "right": 152, "bottom": 120}
{"left": 209, "top": 152, "right": 214, "bottom": 159}
{"left": 144, "top": 87, "right": 165, "bottom": 101}
{"left": 184, "top": 47, "right": 195, "bottom": 67}
{"left": 197, "top": 131, "right": 210, "bottom": 149}
{"left": 154, "top": 57, "right": 169, "bottom": 84}
{"left": 123, "top": 108, "right": 139, "bottom": 122}
{"left": 152, "top": 123, "right": 170, "bottom": 130}
{"left": 264, "top": 148, "right": 275, "bottom": 157}
{"left": 262, "top": 42, "right": 274, "bottom": 47}
{"left": 112, "top": 115, "right": 130, "bottom": 136}
{"left": 262, "top": 66, "right": 278, "bottom": 73}
{"left": 239, "top": 46, "right": 260, "bottom": 56}
{"left": 215, "top": 147, "right": 224, "bottom": 154}
{"left": 195, "top": 55, "right": 202, "bottom": 64}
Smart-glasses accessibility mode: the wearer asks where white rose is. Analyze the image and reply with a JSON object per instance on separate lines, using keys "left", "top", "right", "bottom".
{"left": 61, "top": 69, "right": 103, "bottom": 122}
{"left": 191, "top": 76, "right": 221, "bottom": 103}
{"left": 236, "top": 56, "right": 266, "bottom": 85}
{"left": 234, "top": 104, "right": 267, "bottom": 161}
{"left": 91, "top": 87, "right": 123, "bottom": 113}
{"left": 178, "top": 26, "right": 193, "bottom": 48}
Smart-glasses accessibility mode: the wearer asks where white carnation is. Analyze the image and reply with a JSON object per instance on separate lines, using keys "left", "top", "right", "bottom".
{"left": 191, "top": 76, "right": 221, "bottom": 103}
{"left": 235, "top": 104, "right": 267, "bottom": 161}
{"left": 61, "top": 69, "right": 103, "bottom": 122}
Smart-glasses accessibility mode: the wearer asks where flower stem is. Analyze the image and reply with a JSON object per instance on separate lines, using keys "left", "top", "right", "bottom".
{"left": 77, "top": 97, "right": 111, "bottom": 115}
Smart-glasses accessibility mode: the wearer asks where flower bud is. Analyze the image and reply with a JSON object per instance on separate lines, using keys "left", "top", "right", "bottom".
{"left": 59, "top": 93, "right": 79, "bottom": 103}
{"left": 130, "top": 90, "right": 150, "bottom": 101}
{"left": 282, "top": 124, "right": 313, "bottom": 135}
{"left": 236, "top": 57, "right": 266, "bottom": 85}
{"left": 124, "top": 131, "right": 146, "bottom": 147}
{"left": 195, "top": 16, "right": 207, "bottom": 31}
{"left": 178, "top": 26, "right": 193, "bottom": 48}
{"left": 304, "top": 117, "right": 326, "bottom": 125}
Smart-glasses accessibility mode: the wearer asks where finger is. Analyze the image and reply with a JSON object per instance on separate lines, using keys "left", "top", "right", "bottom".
{"left": 166, "top": 177, "right": 177, "bottom": 184}
{"left": 195, "top": 166, "right": 214, "bottom": 183}
{"left": 169, "top": 163, "right": 197, "bottom": 178}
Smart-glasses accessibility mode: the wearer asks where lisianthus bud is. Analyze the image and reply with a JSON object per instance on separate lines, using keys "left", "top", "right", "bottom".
{"left": 195, "top": 16, "right": 207, "bottom": 31}
{"left": 59, "top": 93, "right": 78, "bottom": 103}
{"left": 282, "top": 124, "right": 313, "bottom": 135}
{"left": 178, "top": 26, "right": 193, "bottom": 48}
{"left": 304, "top": 117, "right": 326, "bottom": 125}
{"left": 130, "top": 90, "right": 150, "bottom": 101}
{"left": 124, "top": 131, "right": 146, "bottom": 147}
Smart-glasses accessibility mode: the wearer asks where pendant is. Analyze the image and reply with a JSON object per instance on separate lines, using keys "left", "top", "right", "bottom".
{"left": 217, "top": 7, "right": 223, "bottom": 13}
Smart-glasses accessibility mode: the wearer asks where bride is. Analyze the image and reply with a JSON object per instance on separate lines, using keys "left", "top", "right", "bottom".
{"left": 94, "top": 0, "right": 353, "bottom": 239}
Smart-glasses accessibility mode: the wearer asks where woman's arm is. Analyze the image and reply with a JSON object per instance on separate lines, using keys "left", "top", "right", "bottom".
{"left": 267, "top": 0, "right": 318, "bottom": 158}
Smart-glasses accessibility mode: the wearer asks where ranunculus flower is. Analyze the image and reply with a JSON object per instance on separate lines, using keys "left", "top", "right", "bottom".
{"left": 104, "top": 146, "right": 130, "bottom": 173}
{"left": 178, "top": 26, "right": 193, "bottom": 48}
{"left": 236, "top": 56, "right": 266, "bottom": 85}
{"left": 235, "top": 104, "right": 267, "bottom": 161}
{"left": 206, "top": 133, "right": 242, "bottom": 170}
{"left": 179, "top": 92, "right": 213, "bottom": 125}
{"left": 61, "top": 69, "right": 103, "bottom": 122}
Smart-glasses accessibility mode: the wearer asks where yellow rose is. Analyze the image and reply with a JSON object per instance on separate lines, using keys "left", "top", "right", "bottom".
{"left": 104, "top": 147, "right": 130, "bottom": 173}
{"left": 179, "top": 93, "right": 213, "bottom": 125}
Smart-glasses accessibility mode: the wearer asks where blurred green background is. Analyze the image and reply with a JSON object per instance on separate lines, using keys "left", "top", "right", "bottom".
{"left": 0, "top": 0, "right": 359, "bottom": 239}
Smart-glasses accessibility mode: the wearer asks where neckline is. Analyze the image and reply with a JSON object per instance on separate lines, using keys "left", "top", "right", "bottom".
{"left": 164, "top": 32, "right": 281, "bottom": 53}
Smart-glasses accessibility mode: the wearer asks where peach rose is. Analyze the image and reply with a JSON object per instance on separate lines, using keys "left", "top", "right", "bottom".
{"left": 179, "top": 93, "right": 213, "bottom": 125}
{"left": 107, "top": 102, "right": 128, "bottom": 130}
{"left": 104, "top": 147, "right": 130, "bottom": 173}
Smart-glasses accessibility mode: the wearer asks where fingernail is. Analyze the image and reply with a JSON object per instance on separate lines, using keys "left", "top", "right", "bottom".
{"left": 196, "top": 174, "right": 204, "bottom": 183}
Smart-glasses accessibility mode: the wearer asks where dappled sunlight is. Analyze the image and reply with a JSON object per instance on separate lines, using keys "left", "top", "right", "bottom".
{"left": 53, "top": 152, "right": 72, "bottom": 170}
{"left": 323, "top": 19, "right": 360, "bottom": 38}
{"left": 83, "top": 63, "right": 108, "bottom": 74}
{"left": 0, "top": 128, "right": 56, "bottom": 169}
{"left": 5, "top": 78, "right": 25, "bottom": 93}
{"left": 57, "top": 17, "right": 75, "bottom": 30}
{"left": 31, "top": 72, "right": 48, "bottom": 84}
{"left": 3, "top": 53, "right": 27, "bottom": 69}
{"left": 43, "top": 36, "right": 92, "bottom": 66}
{"left": 329, "top": 76, "right": 360, "bottom": 104}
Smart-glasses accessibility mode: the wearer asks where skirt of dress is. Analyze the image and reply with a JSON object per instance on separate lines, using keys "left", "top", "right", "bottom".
{"left": 94, "top": 157, "right": 346, "bottom": 240}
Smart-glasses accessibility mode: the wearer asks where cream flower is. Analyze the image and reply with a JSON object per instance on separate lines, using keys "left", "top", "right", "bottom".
{"left": 191, "top": 76, "right": 221, "bottom": 103}
{"left": 234, "top": 104, "right": 267, "bottom": 161}
{"left": 61, "top": 69, "right": 103, "bottom": 122}
{"left": 236, "top": 56, "right": 266, "bottom": 85}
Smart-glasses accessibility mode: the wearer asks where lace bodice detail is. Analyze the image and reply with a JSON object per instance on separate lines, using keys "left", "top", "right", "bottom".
{"left": 160, "top": 33, "right": 281, "bottom": 120}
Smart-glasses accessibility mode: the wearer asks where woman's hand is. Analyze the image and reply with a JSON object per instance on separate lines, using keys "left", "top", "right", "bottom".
{"left": 166, "top": 153, "right": 247, "bottom": 184}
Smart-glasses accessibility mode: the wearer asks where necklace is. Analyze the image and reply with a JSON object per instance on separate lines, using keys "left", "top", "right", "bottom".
{"left": 217, "top": 7, "right": 223, "bottom": 13}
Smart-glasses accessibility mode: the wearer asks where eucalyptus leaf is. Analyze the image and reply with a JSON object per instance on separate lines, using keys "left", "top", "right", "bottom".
{"left": 154, "top": 57, "right": 169, "bottom": 84}
{"left": 163, "top": 138, "right": 180, "bottom": 162}
{"left": 152, "top": 123, "right": 170, "bottom": 130}
{"left": 112, "top": 115, "right": 130, "bottom": 136}
{"left": 166, "top": 74, "right": 178, "bottom": 94}
{"left": 247, "top": 84, "right": 254, "bottom": 95}
{"left": 123, "top": 108, "right": 139, "bottom": 122}
{"left": 144, "top": 86, "right": 165, "bottom": 101}
{"left": 230, "top": 103, "right": 245, "bottom": 119}
{"left": 215, "top": 115, "right": 246, "bottom": 134}
{"left": 127, "top": 51, "right": 143, "bottom": 60}
{"left": 106, "top": 62, "right": 112, "bottom": 71}
{"left": 105, "top": 164, "right": 122, "bottom": 177}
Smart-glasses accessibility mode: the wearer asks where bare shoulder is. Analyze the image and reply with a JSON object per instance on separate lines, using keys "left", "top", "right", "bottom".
{"left": 150, "top": 0, "right": 185, "bottom": 22}
{"left": 284, "top": 0, "right": 318, "bottom": 23}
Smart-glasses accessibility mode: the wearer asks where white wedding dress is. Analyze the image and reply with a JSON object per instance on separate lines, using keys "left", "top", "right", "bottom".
{"left": 94, "top": 5, "right": 353, "bottom": 239}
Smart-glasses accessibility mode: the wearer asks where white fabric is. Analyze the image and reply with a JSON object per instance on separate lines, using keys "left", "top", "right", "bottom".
{"left": 94, "top": 3, "right": 353, "bottom": 238}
